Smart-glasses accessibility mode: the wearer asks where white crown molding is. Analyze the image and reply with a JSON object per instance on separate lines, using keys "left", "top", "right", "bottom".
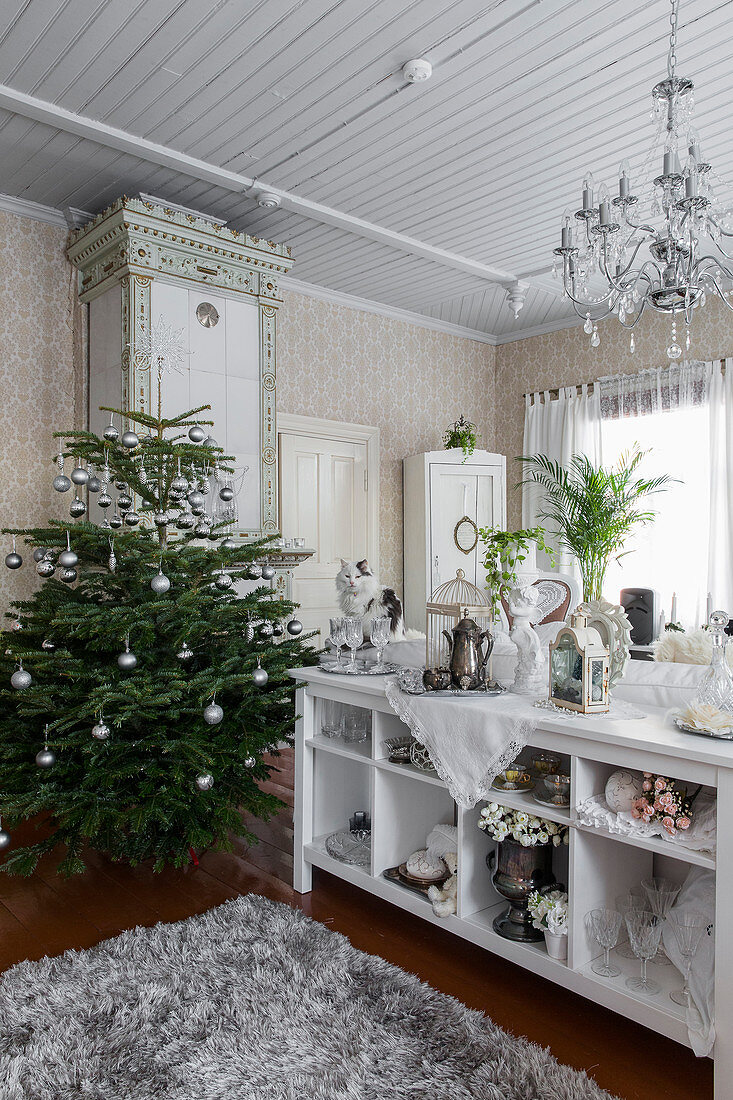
{"left": 0, "top": 192, "right": 92, "bottom": 229}
{"left": 280, "top": 275, "right": 498, "bottom": 346}
{"left": 492, "top": 313, "right": 587, "bottom": 345}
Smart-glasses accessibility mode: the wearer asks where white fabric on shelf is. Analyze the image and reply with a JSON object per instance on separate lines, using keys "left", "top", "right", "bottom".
{"left": 575, "top": 791, "right": 716, "bottom": 855}
{"left": 661, "top": 867, "right": 716, "bottom": 1057}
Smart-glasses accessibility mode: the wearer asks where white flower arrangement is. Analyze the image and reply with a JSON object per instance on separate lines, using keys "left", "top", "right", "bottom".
{"left": 477, "top": 803, "right": 569, "bottom": 847}
{"left": 528, "top": 889, "right": 569, "bottom": 936}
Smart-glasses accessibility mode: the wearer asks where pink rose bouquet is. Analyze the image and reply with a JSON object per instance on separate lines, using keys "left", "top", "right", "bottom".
{"left": 631, "top": 773, "right": 702, "bottom": 837}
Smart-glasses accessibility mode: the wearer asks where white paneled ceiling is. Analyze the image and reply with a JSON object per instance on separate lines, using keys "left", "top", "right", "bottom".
{"left": 0, "top": 0, "right": 731, "bottom": 340}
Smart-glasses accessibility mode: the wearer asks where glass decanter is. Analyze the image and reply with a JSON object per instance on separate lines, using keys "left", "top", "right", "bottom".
{"left": 694, "top": 611, "right": 733, "bottom": 714}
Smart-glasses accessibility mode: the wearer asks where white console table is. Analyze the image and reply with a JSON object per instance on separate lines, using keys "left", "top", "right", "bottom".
{"left": 291, "top": 667, "right": 733, "bottom": 1098}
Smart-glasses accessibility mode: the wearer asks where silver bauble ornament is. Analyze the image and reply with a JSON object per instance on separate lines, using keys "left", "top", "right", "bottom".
{"left": 287, "top": 618, "right": 303, "bottom": 636}
{"left": 194, "top": 522, "right": 210, "bottom": 538}
{"left": 33, "top": 548, "right": 45, "bottom": 562}
{"left": 222, "top": 538, "right": 238, "bottom": 550}
{"left": 202, "top": 436, "right": 218, "bottom": 449}
{"left": 261, "top": 563, "right": 276, "bottom": 580}
{"left": 252, "top": 662, "right": 269, "bottom": 687}
{"left": 35, "top": 747, "right": 56, "bottom": 769}
{"left": 118, "top": 645, "right": 137, "bottom": 670}
{"left": 11, "top": 667, "right": 31, "bottom": 690}
{"left": 36, "top": 559, "right": 55, "bottom": 578}
{"left": 60, "top": 567, "right": 77, "bottom": 584}
{"left": 243, "top": 755, "right": 256, "bottom": 769}
{"left": 189, "top": 424, "right": 206, "bottom": 442}
{"left": 69, "top": 497, "right": 86, "bottom": 518}
{"left": 195, "top": 773, "right": 214, "bottom": 791}
{"left": 259, "top": 621, "right": 274, "bottom": 638}
{"left": 53, "top": 474, "right": 71, "bottom": 493}
{"left": 172, "top": 475, "right": 188, "bottom": 493}
{"left": 103, "top": 419, "right": 119, "bottom": 442}
{"left": 177, "top": 512, "right": 195, "bottom": 530}
{"left": 187, "top": 490, "right": 205, "bottom": 510}
{"left": 121, "top": 430, "right": 139, "bottom": 449}
{"left": 41, "top": 639, "right": 55, "bottom": 650}
{"left": 87, "top": 475, "right": 102, "bottom": 493}
{"left": 247, "top": 564, "right": 262, "bottom": 580}
{"left": 117, "top": 494, "right": 132, "bottom": 512}
{"left": 71, "top": 466, "right": 89, "bottom": 486}
{"left": 207, "top": 531, "right": 219, "bottom": 542}
{"left": 0, "top": 828, "right": 10, "bottom": 851}
{"left": 191, "top": 503, "right": 205, "bottom": 517}
{"left": 114, "top": 479, "right": 128, "bottom": 491}
{"left": 151, "top": 570, "right": 171, "bottom": 595}
{"left": 98, "top": 491, "right": 112, "bottom": 508}
{"left": 177, "top": 641, "right": 194, "bottom": 661}
{"left": 203, "top": 702, "right": 223, "bottom": 726}
{"left": 5, "top": 552, "right": 22, "bottom": 569}
{"left": 153, "top": 512, "right": 168, "bottom": 528}
{"left": 215, "top": 571, "right": 233, "bottom": 590}
{"left": 272, "top": 622, "right": 285, "bottom": 637}
{"left": 109, "top": 513, "right": 123, "bottom": 529}
{"left": 92, "top": 721, "right": 110, "bottom": 741}
{"left": 124, "top": 511, "right": 140, "bottom": 527}
{"left": 219, "top": 485, "right": 235, "bottom": 502}
{"left": 58, "top": 549, "right": 78, "bottom": 568}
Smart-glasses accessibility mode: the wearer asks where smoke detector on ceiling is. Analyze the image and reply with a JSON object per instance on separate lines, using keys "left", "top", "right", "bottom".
{"left": 402, "top": 59, "right": 432, "bottom": 83}
{"left": 255, "top": 191, "right": 281, "bottom": 210}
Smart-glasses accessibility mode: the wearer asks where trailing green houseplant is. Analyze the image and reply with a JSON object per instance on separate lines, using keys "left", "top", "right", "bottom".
{"left": 443, "top": 415, "right": 477, "bottom": 462}
{"left": 479, "top": 525, "right": 555, "bottom": 618}
{"left": 517, "top": 447, "right": 674, "bottom": 602}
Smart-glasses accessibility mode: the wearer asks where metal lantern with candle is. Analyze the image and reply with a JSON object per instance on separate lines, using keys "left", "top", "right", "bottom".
{"left": 548, "top": 610, "right": 610, "bottom": 713}
{"left": 426, "top": 569, "right": 494, "bottom": 670}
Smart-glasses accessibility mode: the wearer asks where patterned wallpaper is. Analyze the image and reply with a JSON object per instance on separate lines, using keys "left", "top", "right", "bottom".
{"left": 277, "top": 290, "right": 496, "bottom": 591}
{"left": 495, "top": 295, "right": 733, "bottom": 527}
{"left": 0, "top": 212, "right": 84, "bottom": 619}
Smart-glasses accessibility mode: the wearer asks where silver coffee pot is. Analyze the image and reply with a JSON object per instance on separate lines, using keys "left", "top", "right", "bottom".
{"left": 443, "top": 615, "right": 493, "bottom": 690}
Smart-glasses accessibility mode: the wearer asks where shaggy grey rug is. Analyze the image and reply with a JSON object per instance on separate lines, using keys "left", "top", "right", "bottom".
{"left": 0, "top": 895, "right": 619, "bottom": 1100}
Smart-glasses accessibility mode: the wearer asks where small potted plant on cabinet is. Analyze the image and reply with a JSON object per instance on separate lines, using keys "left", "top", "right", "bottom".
{"left": 528, "top": 888, "right": 569, "bottom": 960}
{"left": 442, "top": 415, "right": 477, "bottom": 462}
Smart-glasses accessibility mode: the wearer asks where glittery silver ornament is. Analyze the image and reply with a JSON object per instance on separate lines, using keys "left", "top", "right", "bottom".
{"left": 36, "top": 559, "right": 55, "bottom": 578}
{"left": 222, "top": 538, "right": 238, "bottom": 550}
{"left": 0, "top": 827, "right": 10, "bottom": 851}
{"left": 219, "top": 485, "right": 235, "bottom": 502}
{"left": 259, "top": 621, "right": 274, "bottom": 638}
{"left": 187, "top": 490, "right": 205, "bottom": 510}
{"left": 11, "top": 666, "right": 31, "bottom": 690}
{"left": 98, "top": 491, "right": 112, "bottom": 508}
{"left": 53, "top": 474, "right": 71, "bottom": 493}
{"left": 151, "top": 569, "right": 171, "bottom": 595}
{"left": 194, "top": 521, "right": 210, "bottom": 538}
{"left": 92, "top": 720, "right": 110, "bottom": 741}
{"left": 153, "top": 511, "right": 168, "bottom": 528}
{"left": 261, "top": 563, "right": 276, "bottom": 580}
{"left": 177, "top": 641, "right": 194, "bottom": 661}
{"left": 287, "top": 618, "right": 303, "bottom": 636}
{"left": 33, "top": 548, "right": 45, "bottom": 563}
{"left": 124, "top": 511, "right": 140, "bottom": 527}
{"left": 247, "top": 564, "right": 262, "bottom": 580}
{"left": 177, "top": 512, "right": 195, "bottom": 530}
{"left": 108, "top": 548, "right": 117, "bottom": 572}
{"left": 71, "top": 465, "right": 89, "bottom": 486}
{"left": 69, "top": 497, "right": 86, "bottom": 518}
{"left": 121, "top": 430, "right": 139, "bottom": 449}
{"left": 272, "top": 622, "right": 285, "bottom": 637}
{"left": 103, "top": 418, "right": 119, "bottom": 442}
{"left": 202, "top": 436, "right": 218, "bottom": 449}
{"left": 203, "top": 702, "right": 223, "bottom": 726}
{"left": 41, "top": 639, "right": 55, "bottom": 650}
{"left": 191, "top": 503, "right": 205, "bottom": 517}
{"left": 109, "top": 513, "right": 123, "bottom": 529}
{"left": 189, "top": 424, "right": 206, "bottom": 442}
{"left": 195, "top": 773, "right": 214, "bottom": 791}
{"left": 252, "top": 659, "right": 268, "bottom": 687}
{"left": 118, "top": 640, "right": 137, "bottom": 670}
{"left": 243, "top": 755, "right": 256, "bottom": 769}
{"left": 35, "top": 746, "right": 56, "bottom": 768}
{"left": 60, "top": 567, "right": 77, "bottom": 584}
{"left": 172, "top": 475, "right": 188, "bottom": 493}
{"left": 215, "top": 571, "right": 232, "bottom": 590}
{"left": 87, "top": 474, "right": 102, "bottom": 493}
{"left": 114, "top": 479, "right": 128, "bottom": 492}
{"left": 117, "top": 494, "right": 132, "bottom": 512}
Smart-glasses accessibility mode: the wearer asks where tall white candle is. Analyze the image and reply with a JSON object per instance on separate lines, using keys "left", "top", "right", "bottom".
{"left": 707, "top": 592, "right": 713, "bottom": 624}
{"left": 658, "top": 610, "right": 666, "bottom": 639}
{"left": 671, "top": 593, "right": 677, "bottom": 622}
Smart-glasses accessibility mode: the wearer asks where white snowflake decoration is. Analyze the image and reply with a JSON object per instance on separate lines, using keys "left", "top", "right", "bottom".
{"left": 133, "top": 316, "right": 188, "bottom": 376}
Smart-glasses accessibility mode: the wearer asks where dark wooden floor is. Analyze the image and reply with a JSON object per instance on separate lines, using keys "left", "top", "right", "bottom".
{"left": 0, "top": 749, "right": 712, "bottom": 1100}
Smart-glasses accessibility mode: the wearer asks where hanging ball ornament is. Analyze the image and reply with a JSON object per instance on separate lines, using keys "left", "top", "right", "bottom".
{"left": 203, "top": 701, "right": 224, "bottom": 726}
{"left": 69, "top": 497, "right": 86, "bottom": 518}
{"left": 103, "top": 417, "right": 119, "bottom": 442}
{"left": 177, "top": 512, "right": 195, "bottom": 530}
{"left": 114, "top": 479, "right": 128, "bottom": 492}
{"left": 243, "top": 755, "right": 257, "bottom": 769}
{"left": 222, "top": 538, "right": 238, "bottom": 550}
{"left": 215, "top": 570, "right": 233, "bottom": 590}
{"left": 117, "top": 639, "right": 137, "bottom": 671}
{"left": 195, "top": 773, "right": 214, "bottom": 791}
{"left": 36, "top": 559, "right": 55, "bottom": 578}
{"left": 153, "top": 511, "right": 168, "bottom": 528}
{"left": 272, "top": 621, "right": 285, "bottom": 638}
{"left": 98, "top": 491, "right": 112, "bottom": 509}
{"left": 121, "top": 430, "right": 139, "bottom": 449}
{"left": 194, "top": 521, "right": 211, "bottom": 538}
{"left": 259, "top": 621, "right": 274, "bottom": 638}
{"left": 252, "top": 658, "right": 269, "bottom": 687}
{"left": 219, "top": 485, "right": 235, "bottom": 502}
{"left": 33, "top": 547, "right": 45, "bottom": 563}
{"left": 60, "top": 567, "right": 77, "bottom": 584}
{"left": 151, "top": 567, "right": 171, "bottom": 595}
{"left": 287, "top": 618, "right": 303, "bottom": 637}
{"left": 261, "top": 563, "right": 276, "bottom": 580}
{"left": 202, "top": 436, "right": 218, "bottom": 449}
{"left": 247, "top": 564, "right": 262, "bottom": 580}
{"left": 92, "top": 719, "right": 110, "bottom": 741}
{"left": 53, "top": 474, "right": 71, "bottom": 493}
{"left": 0, "top": 824, "right": 10, "bottom": 851}
{"left": 117, "top": 494, "right": 132, "bottom": 512}
{"left": 177, "top": 641, "right": 194, "bottom": 661}
{"left": 71, "top": 465, "right": 89, "bottom": 486}
{"left": 11, "top": 665, "right": 31, "bottom": 690}
{"left": 5, "top": 538, "right": 22, "bottom": 570}
{"left": 124, "top": 511, "right": 140, "bottom": 527}
{"left": 189, "top": 423, "right": 206, "bottom": 443}
{"left": 35, "top": 745, "right": 56, "bottom": 769}
{"left": 58, "top": 534, "right": 78, "bottom": 569}
{"left": 172, "top": 475, "right": 189, "bottom": 494}
{"left": 109, "top": 513, "right": 123, "bottom": 530}
{"left": 187, "top": 490, "right": 205, "bottom": 510}
{"left": 87, "top": 474, "right": 102, "bottom": 494}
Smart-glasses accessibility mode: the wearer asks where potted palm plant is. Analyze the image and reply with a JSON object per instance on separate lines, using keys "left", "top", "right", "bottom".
{"left": 517, "top": 447, "right": 673, "bottom": 602}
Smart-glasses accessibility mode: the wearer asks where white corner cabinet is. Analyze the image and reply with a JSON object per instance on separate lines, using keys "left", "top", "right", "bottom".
{"left": 402, "top": 449, "right": 506, "bottom": 631}
{"left": 291, "top": 668, "right": 733, "bottom": 1098}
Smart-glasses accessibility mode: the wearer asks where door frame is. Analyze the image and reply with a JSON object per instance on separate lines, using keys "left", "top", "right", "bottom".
{"left": 278, "top": 413, "right": 380, "bottom": 575}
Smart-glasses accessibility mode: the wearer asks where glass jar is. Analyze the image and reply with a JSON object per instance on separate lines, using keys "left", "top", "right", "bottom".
{"left": 694, "top": 610, "right": 733, "bottom": 713}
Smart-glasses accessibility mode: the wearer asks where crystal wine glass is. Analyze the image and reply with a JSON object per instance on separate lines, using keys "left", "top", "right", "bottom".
{"left": 624, "top": 909, "right": 663, "bottom": 995}
{"left": 615, "top": 891, "right": 648, "bottom": 958}
{"left": 642, "top": 876, "right": 681, "bottom": 964}
{"left": 369, "top": 615, "right": 391, "bottom": 673}
{"left": 585, "top": 908, "right": 622, "bottom": 977}
{"left": 668, "top": 909, "right": 709, "bottom": 1007}
{"left": 344, "top": 616, "right": 364, "bottom": 674}
{"left": 326, "top": 617, "right": 346, "bottom": 671}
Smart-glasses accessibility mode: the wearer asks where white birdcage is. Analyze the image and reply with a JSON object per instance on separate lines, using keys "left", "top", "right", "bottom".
{"left": 426, "top": 569, "right": 494, "bottom": 668}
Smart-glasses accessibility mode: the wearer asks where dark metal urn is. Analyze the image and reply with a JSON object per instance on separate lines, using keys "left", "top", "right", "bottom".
{"left": 487, "top": 838, "right": 555, "bottom": 942}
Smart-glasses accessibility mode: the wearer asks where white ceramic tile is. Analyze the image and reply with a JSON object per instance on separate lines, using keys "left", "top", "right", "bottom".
{"left": 225, "top": 297, "right": 259, "bottom": 380}
{"left": 225, "top": 376, "right": 260, "bottom": 453}
{"left": 188, "top": 289, "right": 226, "bottom": 374}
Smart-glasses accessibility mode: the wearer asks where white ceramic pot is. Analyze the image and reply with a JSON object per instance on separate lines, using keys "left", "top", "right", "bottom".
{"left": 544, "top": 930, "right": 567, "bottom": 960}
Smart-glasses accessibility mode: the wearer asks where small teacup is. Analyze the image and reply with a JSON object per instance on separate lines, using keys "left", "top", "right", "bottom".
{"left": 532, "top": 752, "right": 560, "bottom": 777}
{"left": 502, "top": 765, "right": 524, "bottom": 790}
{"left": 543, "top": 773, "right": 571, "bottom": 804}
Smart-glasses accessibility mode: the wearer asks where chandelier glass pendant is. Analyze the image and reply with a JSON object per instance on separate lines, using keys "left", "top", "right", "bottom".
{"left": 553, "top": 0, "right": 733, "bottom": 355}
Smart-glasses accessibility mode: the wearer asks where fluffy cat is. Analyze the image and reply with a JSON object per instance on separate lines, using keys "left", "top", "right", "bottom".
{"left": 336, "top": 559, "right": 407, "bottom": 640}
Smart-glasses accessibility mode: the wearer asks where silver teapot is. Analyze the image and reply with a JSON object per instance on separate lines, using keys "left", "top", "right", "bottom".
{"left": 443, "top": 615, "right": 493, "bottom": 690}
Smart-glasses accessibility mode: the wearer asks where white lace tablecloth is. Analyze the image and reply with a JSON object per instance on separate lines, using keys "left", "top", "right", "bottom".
{"left": 384, "top": 681, "right": 646, "bottom": 807}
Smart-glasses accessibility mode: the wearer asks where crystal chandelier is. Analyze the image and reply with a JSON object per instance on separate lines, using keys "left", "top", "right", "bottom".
{"left": 554, "top": 0, "right": 733, "bottom": 356}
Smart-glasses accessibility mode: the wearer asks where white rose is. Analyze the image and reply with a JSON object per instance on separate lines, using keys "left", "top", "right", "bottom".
{"left": 515, "top": 812, "right": 528, "bottom": 825}
{"left": 546, "top": 821, "right": 558, "bottom": 835}
{"left": 537, "top": 831, "right": 549, "bottom": 845}
{"left": 520, "top": 833, "right": 533, "bottom": 846}
{"left": 528, "top": 817, "right": 540, "bottom": 829}
{"left": 553, "top": 834, "right": 561, "bottom": 846}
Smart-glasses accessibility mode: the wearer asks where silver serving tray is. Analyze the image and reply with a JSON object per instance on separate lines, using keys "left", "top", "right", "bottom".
{"left": 398, "top": 685, "right": 506, "bottom": 698}
{"left": 674, "top": 716, "right": 733, "bottom": 740}
{"left": 319, "top": 661, "right": 400, "bottom": 676}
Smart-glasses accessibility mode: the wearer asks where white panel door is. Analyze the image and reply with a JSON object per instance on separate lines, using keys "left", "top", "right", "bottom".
{"left": 280, "top": 431, "right": 369, "bottom": 645}
{"left": 429, "top": 465, "right": 501, "bottom": 593}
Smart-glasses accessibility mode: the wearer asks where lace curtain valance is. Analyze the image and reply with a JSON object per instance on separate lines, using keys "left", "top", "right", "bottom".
{"left": 599, "top": 360, "right": 714, "bottom": 419}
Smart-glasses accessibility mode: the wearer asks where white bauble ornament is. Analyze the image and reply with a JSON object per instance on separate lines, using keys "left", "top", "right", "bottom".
{"left": 259, "top": 621, "right": 274, "bottom": 638}
{"left": 187, "top": 490, "right": 205, "bottom": 510}
{"left": 87, "top": 475, "right": 102, "bottom": 493}
{"left": 272, "top": 622, "right": 284, "bottom": 638}
{"left": 53, "top": 474, "right": 71, "bottom": 493}
{"left": 118, "top": 644, "right": 137, "bottom": 670}
{"left": 605, "top": 769, "right": 644, "bottom": 814}
{"left": 177, "top": 641, "right": 194, "bottom": 661}
{"left": 114, "top": 480, "right": 128, "bottom": 492}
{"left": 109, "top": 513, "right": 123, "bottom": 529}
{"left": 222, "top": 538, "right": 238, "bottom": 550}
{"left": 92, "top": 721, "right": 110, "bottom": 741}
{"left": 97, "top": 491, "right": 112, "bottom": 508}
{"left": 195, "top": 773, "right": 214, "bottom": 791}
{"left": 203, "top": 702, "right": 224, "bottom": 725}
{"left": 121, "top": 430, "right": 139, "bottom": 449}
{"left": 124, "top": 511, "right": 140, "bottom": 527}
{"left": 58, "top": 539, "right": 78, "bottom": 568}
{"left": 153, "top": 512, "right": 168, "bottom": 528}
{"left": 194, "top": 522, "right": 210, "bottom": 538}
{"left": 248, "top": 564, "right": 262, "bottom": 580}
{"left": 11, "top": 667, "right": 31, "bottom": 690}
{"left": 117, "top": 494, "right": 132, "bottom": 512}
{"left": 287, "top": 618, "right": 303, "bottom": 636}
{"left": 177, "top": 512, "right": 195, "bottom": 530}
{"left": 5, "top": 538, "right": 22, "bottom": 569}
{"left": 202, "top": 436, "right": 218, "bottom": 449}
{"left": 171, "top": 475, "right": 188, "bottom": 494}
{"left": 103, "top": 418, "right": 119, "bottom": 442}
{"left": 33, "top": 548, "right": 45, "bottom": 563}
{"left": 219, "top": 485, "right": 235, "bottom": 502}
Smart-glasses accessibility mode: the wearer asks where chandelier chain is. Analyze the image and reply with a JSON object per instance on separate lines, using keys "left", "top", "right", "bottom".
{"left": 667, "top": 0, "right": 679, "bottom": 79}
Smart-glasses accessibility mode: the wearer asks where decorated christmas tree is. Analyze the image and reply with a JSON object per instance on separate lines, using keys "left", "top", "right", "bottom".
{"left": 0, "top": 392, "right": 315, "bottom": 876}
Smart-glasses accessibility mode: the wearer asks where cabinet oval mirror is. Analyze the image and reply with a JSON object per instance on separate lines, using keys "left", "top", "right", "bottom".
{"left": 453, "top": 516, "right": 478, "bottom": 555}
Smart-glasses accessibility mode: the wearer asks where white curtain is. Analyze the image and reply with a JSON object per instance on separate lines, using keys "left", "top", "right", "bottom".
{"left": 522, "top": 384, "right": 602, "bottom": 576}
{"left": 708, "top": 360, "right": 733, "bottom": 616}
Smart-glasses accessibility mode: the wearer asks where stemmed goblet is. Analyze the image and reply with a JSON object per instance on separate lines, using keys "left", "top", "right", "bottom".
{"left": 615, "top": 891, "right": 649, "bottom": 958}
{"left": 369, "top": 615, "right": 391, "bottom": 673}
{"left": 642, "top": 877, "right": 681, "bottom": 964}
{"left": 585, "top": 908, "right": 622, "bottom": 977}
{"left": 668, "top": 909, "right": 709, "bottom": 1007}
{"left": 326, "top": 617, "right": 346, "bottom": 671}
{"left": 344, "top": 616, "right": 364, "bottom": 674}
{"left": 624, "top": 909, "right": 663, "bottom": 995}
